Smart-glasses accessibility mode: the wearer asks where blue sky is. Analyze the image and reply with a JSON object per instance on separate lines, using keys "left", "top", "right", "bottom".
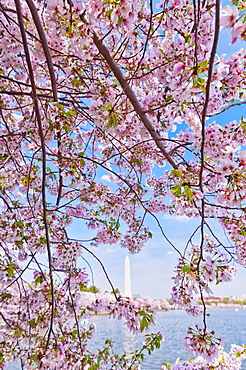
{"left": 77, "top": 215, "right": 246, "bottom": 300}
{"left": 71, "top": 12, "right": 246, "bottom": 301}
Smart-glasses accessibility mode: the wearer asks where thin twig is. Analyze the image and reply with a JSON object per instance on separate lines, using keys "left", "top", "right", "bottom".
{"left": 81, "top": 245, "right": 118, "bottom": 301}
{"left": 25, "top": 0, "right": 63, "bottom": 207}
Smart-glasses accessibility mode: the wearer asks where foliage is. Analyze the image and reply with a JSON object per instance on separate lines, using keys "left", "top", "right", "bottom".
{"left": 81, "top": 285, "right": 100, "bottom": 293}
{"left": 111, "top": 288, "right": 120, "bottom": 295}
{"left": 0, "top": 0, "right": 246, "bottom": 369}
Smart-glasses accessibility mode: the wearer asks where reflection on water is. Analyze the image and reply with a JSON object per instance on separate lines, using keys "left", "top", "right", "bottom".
{"left": 122, "top": 323, "right": 137, "bottom": 357}
{"left": 6, "top": 309, "right": 246, "bottom": 370}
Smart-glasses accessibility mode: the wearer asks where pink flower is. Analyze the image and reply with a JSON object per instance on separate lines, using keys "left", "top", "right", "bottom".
{"left": 184, "top": 326, "right": 221, "bottom": 361}
{"left": 220, "top": 5, "right": 239, "bottom": 29}
{"left": 221, "top": 145, "right": 241, "bottom": 157}
{"left": 215, "top": 158, "right": 237, "bottom": 175}
{"left": 239, "top": 149, "right": 246, "bottom": 166}
{"left": 173, "top": 62, "right": 185, "bottom": 75}
{"left": 231, "top": 21, "right": 246, "bottom": 44}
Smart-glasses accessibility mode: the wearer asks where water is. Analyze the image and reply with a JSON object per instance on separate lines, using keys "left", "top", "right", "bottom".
{"left": 89, "top": 309, "right": 246, "bottom": 369}
{"left": 6, "top": 309, "right": 246, "bottom": 369}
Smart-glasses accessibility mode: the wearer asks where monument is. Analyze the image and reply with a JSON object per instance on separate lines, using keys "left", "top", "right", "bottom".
{"left": 124, "top": 255, "right": 132, "bottom": 298}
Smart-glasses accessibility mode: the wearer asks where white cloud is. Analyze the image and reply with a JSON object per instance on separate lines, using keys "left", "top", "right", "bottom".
{"left": 105, "top": 247, "right": 116, "bottom": 253}
{"left": 163, "top": 214, "right": 190, "bottom": 222}
{"left": 101, "top": 174, "right": 112, "bottom": 182}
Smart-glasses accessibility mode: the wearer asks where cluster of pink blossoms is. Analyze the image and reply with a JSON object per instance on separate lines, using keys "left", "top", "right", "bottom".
{"left": 184, "top": 326, "right": 221, "bottom": 362}
{"left": 0, "top": 0, "right": 246, "bottom": 368}
{"left": 162, "top": 344, "right": 246, "bottom": 370}
{"left": 171, "top": 240, "right": 238, "bottom": 318}
{"left": 221, "top": 5, "right": 246, "bottom": 44}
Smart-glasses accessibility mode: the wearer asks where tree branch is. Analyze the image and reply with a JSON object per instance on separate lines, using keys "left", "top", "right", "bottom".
{"left": 14, "top": 0, "right": 55, "bottom": 350}
{"left": 25, "top": 0, "right": 63, "bottom": 207}
{"left": 92, "top": 32, "right": 178, "bottom": 170}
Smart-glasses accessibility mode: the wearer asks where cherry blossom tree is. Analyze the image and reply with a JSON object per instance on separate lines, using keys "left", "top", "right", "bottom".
{"left": 0, "top": 0, "right": 246, "bottom": 368}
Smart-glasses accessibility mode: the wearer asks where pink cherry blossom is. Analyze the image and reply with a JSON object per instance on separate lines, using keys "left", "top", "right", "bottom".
{"left": 0, "top": 0, "right": 246, "bottom": 368}
{"left": 221, "top": 5, "right": 239, "bottom": 29}
{"left": 231, "top": 21, "right": 246, "bottom": 44}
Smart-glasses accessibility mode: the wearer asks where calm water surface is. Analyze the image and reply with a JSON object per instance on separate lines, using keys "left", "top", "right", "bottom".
{"left": 7, "top": 309, "right": 246, "bottom": 369}
{"left": 89, "top": 309, "right": 246, "bottom": 369}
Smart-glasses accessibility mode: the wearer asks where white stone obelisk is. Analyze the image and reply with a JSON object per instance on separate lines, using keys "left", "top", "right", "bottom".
{"left": 124, "top": 256, "right": 132, "bottom": 298}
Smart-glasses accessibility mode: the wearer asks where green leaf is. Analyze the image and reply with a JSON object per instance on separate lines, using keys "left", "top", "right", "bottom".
{"left": 35, "top": 276, "right": 44, "bottom": 285}
{"left": 130, "top": 158, "right": 142, "bottom": 166}
{"left": 14, "top": 327, "right": 23, "bottom": 337}
{"left": 198, "top": 60, "right": 208, "bottom": 69}
{"left": 193, "top": 77, "right": 205, "bottom": 88}
{"left": 65, "top": 25, "right": 73, "bottom": 38}
{"left": 88, "top": 365, "right": 100, "bottom": 370}
{"left": 140, "top": 317, "right": 148, "bottom": 332}
{"left": 137, "top": 310, "right": 146, "bottom": 316}
{"left": 106, "top": 103, "right": 113, "bottom": 112}
{"left": 64, "top": 111, "right": 74, "bottom": 119}
{"left": 15, "top": 221, "right": 23, "bottom": 227}
{"left": 183, "top": 185, "right": 193, "bottom": 201}
{"left": 171, "top": 169, "right": 183, "bottom": 178}
{"left": 53, "top": 103, "right": 64, "bottom": 110}
{"left": 63, "top": 125, "right": 70, "bottom": 133}
{"left": 105, "top": 9, "right": 113, "bottom": 18}
{"left": 29, "top": 319, "right": 36, "bottom": 328}
{"left": 165, "top": 95, "right": 173, "bottom": 103}
{"left": 107, "top": 115, "right": 117, "bottom": 128}
{"left": 1, "top": 293, "right": 12, "bottom": 299}
{"left": 182, "top": 265, "right": 191, "bottom": 273}
{"left": 0, "top": 352, "right": 4, "bottom": 362}
{"left": 147, "top": 314, "right": 155, "bottom": 325}
{"left": 117, "top": 15, "right": 123, "bottom": 25}
{"left": 7, "top": 265, "right": 14, "bottom": 277}
{"left": 185, "top": 34, "right": 191, "bottom": 43}
{"left": 71, "top": 77, "right": 79, "bottom": 86}
{"left": 162, "top": 363, "right": 171, "bottom": 369}
{"left": 79, "top": 158, "right": 85, "bottom": 167}
{"left": 171, "top": 185, "right": 182, "bottom": 197}
{"left": 39, "top": 236, "right": 47, "bottom": 244}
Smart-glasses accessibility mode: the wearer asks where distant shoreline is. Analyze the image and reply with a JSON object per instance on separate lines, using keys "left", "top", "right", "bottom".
{"left": 167, "top": 303, "right": 246, "bottom": 310}
{"left": 89, "top": 304, "right": 246, "bottom": 316}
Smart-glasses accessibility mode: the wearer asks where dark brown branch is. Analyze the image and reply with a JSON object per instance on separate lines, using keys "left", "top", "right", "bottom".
{"left": 92, "top": 32, "right": 178, "bottom": 170}
{"left": 198, "top": 0, "right": 220, "bottom": 263}
{"left": 199, "top": 0, "right": 220, "bottom": 190}
{"left": 25, "top": 0, "right": 58, "bottom": 101}
{"left": 14, "top": 0, "right": 55, "bottom": 350}
{"left": 196, "top": 3, "right": 220, "bottom": 334}
{"left": 24, "top": 0, "right": 63, "bottom": 207}
{"left": 0, "top": 90, "right": 52, "bottom": 99}
{"left": 207, "top": 101, "right": 246, "bottom": 117}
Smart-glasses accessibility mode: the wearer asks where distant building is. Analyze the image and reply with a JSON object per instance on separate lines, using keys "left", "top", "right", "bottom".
{"left": 203, "top": 296, "right": 221, "bottom": 302}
